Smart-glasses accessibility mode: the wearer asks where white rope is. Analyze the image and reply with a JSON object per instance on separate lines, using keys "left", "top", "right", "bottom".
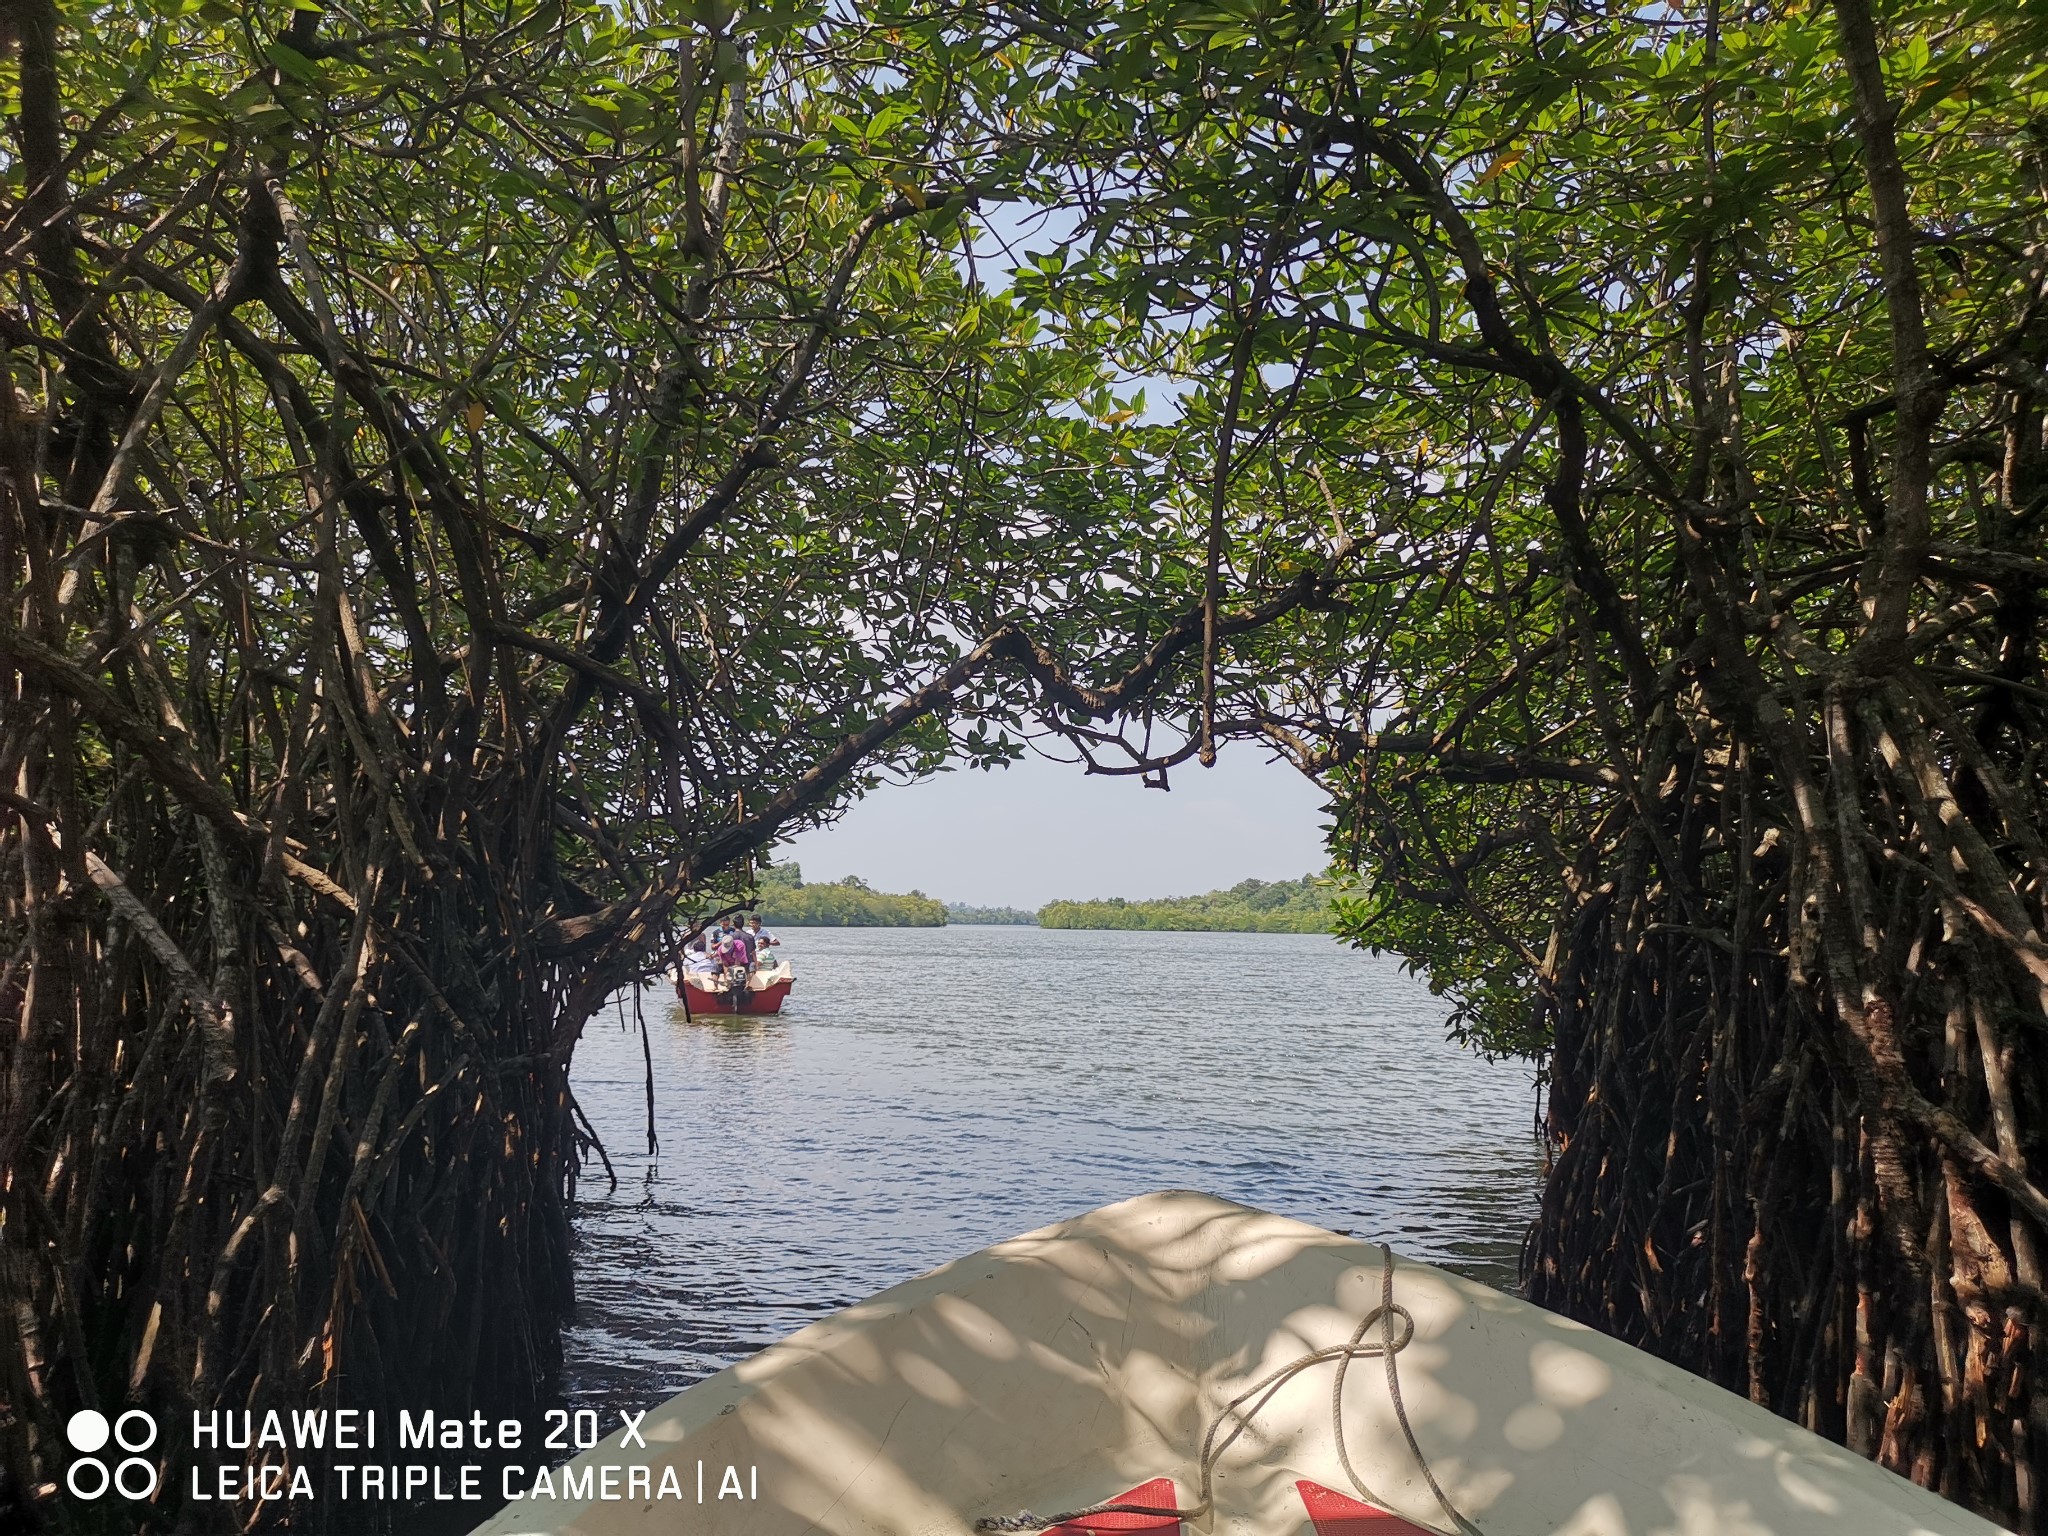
{"left": 975, "top": 1244, "right": 1482, "bottom": 1535}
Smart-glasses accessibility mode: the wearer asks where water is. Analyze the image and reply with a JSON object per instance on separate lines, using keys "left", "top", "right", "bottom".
{"left": 561, "top": 927, "right": 1542, "bottom": 1413}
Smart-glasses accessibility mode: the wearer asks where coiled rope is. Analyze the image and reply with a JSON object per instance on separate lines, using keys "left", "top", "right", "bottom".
{"left": 975, "top": 1244, "right": 1483, "bottom": 1536}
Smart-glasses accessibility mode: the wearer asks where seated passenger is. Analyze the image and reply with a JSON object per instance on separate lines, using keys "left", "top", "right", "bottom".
{"left": 745, "top": 915, "right": 779, "bottom": 965}
{"left": 682, "top": 941, "right": 717, "bottom": 974}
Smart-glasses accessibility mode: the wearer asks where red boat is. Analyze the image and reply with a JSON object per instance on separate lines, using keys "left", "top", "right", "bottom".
{"left": 675, "top": 961, "right": 793, "bottom": 1016}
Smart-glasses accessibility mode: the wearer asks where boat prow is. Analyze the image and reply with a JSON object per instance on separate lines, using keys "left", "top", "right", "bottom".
{"left": 474, "top": 1190, "right": 2008, "bottom": 1535}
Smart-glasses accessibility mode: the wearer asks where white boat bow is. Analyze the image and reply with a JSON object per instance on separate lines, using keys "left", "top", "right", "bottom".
{"left": 474, "top": 1190, "right": 2006, "bottom": 1536}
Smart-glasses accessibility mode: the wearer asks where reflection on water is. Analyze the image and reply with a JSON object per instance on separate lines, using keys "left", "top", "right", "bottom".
{"left": 562, "top": 927, "right": 1541, "bottom": 1411}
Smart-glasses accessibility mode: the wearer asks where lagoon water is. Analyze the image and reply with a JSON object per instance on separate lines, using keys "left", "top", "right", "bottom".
{"left": 560, "top": 926, "right": 1542, "bottom": 1413}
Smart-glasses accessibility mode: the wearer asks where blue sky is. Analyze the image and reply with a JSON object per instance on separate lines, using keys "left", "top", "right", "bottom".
{"left": 782, "top": 742, "right": 1332, "bottom": 910}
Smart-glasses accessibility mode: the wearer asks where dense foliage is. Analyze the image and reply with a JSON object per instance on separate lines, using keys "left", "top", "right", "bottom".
{"left": 984, "top": 0, "right": 2048, "bottom": 1521}
{"left": 10, "top": 0, "right": 2048, "bottom": 1527}
{"left": 755, "top": 865, "right": 944, "bottom": 927}
{"left": 0, "top": 2, "right": 1359, "bottom": 1527}
{"left": 1039, "top": 875, "right": 1328, "bottom": 932}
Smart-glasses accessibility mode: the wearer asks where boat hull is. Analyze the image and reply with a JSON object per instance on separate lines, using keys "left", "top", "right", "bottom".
{"left": 473, "top": 1191, "right": 2008, "bottom": 1536}
{"left": 680, "top": 974, "right": 791, "bottom": 1015}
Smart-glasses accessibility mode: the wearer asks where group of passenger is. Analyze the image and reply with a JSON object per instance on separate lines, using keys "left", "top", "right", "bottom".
{"left": 680, "top": 914, "right": 780, "bottom": 977}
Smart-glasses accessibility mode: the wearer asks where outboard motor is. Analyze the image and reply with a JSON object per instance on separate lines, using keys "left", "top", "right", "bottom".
{"left": 723, "top": 962, "right": 752, "bottom": 1009}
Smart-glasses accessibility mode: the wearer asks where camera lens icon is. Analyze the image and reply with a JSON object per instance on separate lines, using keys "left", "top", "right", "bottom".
{"left": 66, "top": 1410, "right": 110, "bottom": 1454}
{"left": 65, "top": 1408, "right": 158, "bottom": 1500}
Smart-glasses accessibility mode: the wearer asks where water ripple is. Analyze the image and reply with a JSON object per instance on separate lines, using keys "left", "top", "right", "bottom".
{"left": 561, "top": 928, "right": 1541, "bottom": 1411}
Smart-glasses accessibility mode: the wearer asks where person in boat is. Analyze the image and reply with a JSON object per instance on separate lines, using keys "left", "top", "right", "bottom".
{"left": 726, "top": 925, "right": 756, "bottom": 966}
{"left": 674, "top": 934, "right": 717, "bottom": 1000}
{"left": 745, "top": 915, "right": 778, "bottom": 968}
{"left": 706, "top": 923, "right": 754, "bottom": 1003}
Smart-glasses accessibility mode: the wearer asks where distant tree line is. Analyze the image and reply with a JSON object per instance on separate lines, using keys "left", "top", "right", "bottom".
{"left": 753, "top": 865, "right": 945, "bottom": 927}
{"left": 945, "top": 902, "right": 1038, "bottom": 925}
{"left": 1040, "top": 877, "right": 1329, "bottom": 933}
{"left": 751, "top": 872, "right": 1329, "bottom": 930}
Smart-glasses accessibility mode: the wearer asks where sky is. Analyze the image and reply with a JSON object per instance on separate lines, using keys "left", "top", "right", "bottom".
{"left": 781, "top": 741, "right": 1332, "bottom": 910}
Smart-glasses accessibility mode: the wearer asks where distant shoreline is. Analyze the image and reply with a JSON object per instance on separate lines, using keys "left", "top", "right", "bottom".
{"left": 754, "top": 871, "right": 1332, "bottom": 933}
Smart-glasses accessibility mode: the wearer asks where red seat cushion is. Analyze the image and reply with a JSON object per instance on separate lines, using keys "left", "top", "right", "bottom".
{"left": 1047, "top": 1478, "right": 1182, "bottom": 1533}
{"left": 1295, "top": 1479, "right": 1440, "bottom": 1536}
